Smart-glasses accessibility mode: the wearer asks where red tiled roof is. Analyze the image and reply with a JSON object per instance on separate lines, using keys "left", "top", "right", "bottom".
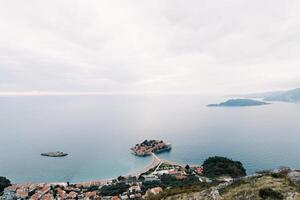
{"left": 41, "top": 193, "right": 53, "bottom": 200}
{"left": 111, "top": 196, "right": 121, "bottom": 200}
{"left": 175, "top": 175, "right": 187, "bottom": 180}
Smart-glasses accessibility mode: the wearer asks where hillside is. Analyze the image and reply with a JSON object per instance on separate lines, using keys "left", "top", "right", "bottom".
{"left": 146, "top": 169, "right": 300, "bottom": 200}
{"left": 264, "top": 88, "right": 300, "bottom": 102}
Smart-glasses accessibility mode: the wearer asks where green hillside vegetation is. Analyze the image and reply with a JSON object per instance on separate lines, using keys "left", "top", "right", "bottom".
{"left": 146, "top": 171, "right": 300, "bottom": 200}
{"left": 220, "top": 174, "right": 300, "bottom": 199}
{"left": 203, "top": 156, "right": 246, "bottom": 178}
{"left": 0, "top": 177, "right": 11, "bottom": 194}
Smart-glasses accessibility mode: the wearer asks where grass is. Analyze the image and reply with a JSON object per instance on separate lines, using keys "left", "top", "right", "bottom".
{"left": 221, "top": 175, "right": 300, "bottom": 200}
{"left": 145, "top": 174, "right": 300, "bottom": 200}
{"left": 145, "top": 184, "right": 210, "bottom": 200}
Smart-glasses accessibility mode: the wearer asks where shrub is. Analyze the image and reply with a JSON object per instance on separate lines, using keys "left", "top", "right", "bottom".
{"left": 141, "top": 180, "right": 162, "bottom": 193}
{"left": 160, "top": 174, "right": 201, "bottom": 188}
{"left": 271, "top": 173, "right": 285, "bottom": 179}
{"left": 259, "top": 187, "right": 283, "bottom": 200}
{"left": 100, "top": 182, "right": 129, "bottom": 196}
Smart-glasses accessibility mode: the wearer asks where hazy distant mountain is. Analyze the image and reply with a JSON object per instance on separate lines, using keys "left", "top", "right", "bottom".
{"left": 264, "top": 88, "right": 300, "bottom": 102}
{"left": 207, "top": 99, "right": 269, "bottom": 107}
{"left": 234, "top": 91, "right": 285, "bottom": 99}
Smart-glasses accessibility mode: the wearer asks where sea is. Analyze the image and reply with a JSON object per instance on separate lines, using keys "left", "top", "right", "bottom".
{"left": 0, "top": 95, "right": 299, "bottom": 183}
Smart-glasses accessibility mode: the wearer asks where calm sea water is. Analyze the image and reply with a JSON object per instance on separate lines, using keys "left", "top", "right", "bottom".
{"left": 0, "top": 95, "right": 299, "bottom": 183}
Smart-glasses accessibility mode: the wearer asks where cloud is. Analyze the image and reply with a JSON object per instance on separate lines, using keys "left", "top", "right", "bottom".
{"left": 1, "top": 0, "right": 300, "bottom": 94}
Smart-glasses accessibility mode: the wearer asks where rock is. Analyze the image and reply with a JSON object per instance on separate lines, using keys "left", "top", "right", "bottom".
{"left": 288, "top": 171, "right": 300, "bottom": 187}
{"left": 0, "top": 187, "right": 17, "bottom": 200}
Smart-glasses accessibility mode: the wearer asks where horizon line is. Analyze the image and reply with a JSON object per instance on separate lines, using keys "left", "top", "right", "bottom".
{"left": 0, "top": 91, "right": 214, "bottom": 96}
{"left": 0, "top": 87, "right": 296, "bottom": 96}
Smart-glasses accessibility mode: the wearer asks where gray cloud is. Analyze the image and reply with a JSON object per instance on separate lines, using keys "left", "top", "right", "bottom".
{"left": 1, "top": 0, "right": 300, "bottom": 94}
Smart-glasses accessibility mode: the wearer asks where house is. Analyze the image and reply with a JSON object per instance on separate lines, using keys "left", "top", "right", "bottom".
{"left": 168, "top": 170, "right": 180, "bottom": 175}
{"left": 129, "top": 193, "right": 141, "bottom": 199}
{"left": 149, "top": 187, "right": 162, "bottom": 195}
{"left": 111, "top": 196, "right": 121, "bottom": 200}
{"left": 142, "top": 174, "right": 160, "bottom": 182}
{"left": 67, "top": 191, "right": 78, "bottom": 199}
{"left": 16, "top": 188, "right": 29, "bottom": 199}
{"left": 128, "top": 184, "right": 141, "bottom": 193}
{"left": 102, "top": 196, "right": 112, "bottom": 200}
{"left": 41, "top": 193, "right": 53, "bottom": 200}
{"left": 144, "top": 187, "right": 163, "bottom": 198}
{"left": 175, "top": 175, "right": 187, "bottom": 180}
{"left": 84, "top": 191, "right": 98, "bottom": 199}
{"left": 56, "top": 188, "right": 67, "bottom": 199}
{"left": 153, "top": 170, "right": 169, "bottom": 176}
{"left": 120, "top": 193, "right": 129, "bottom": 200}
{"left": 30, "top": 193, "right": 40, "bottom": 200}
{"left": 194, "top": 166, "right": 204, "bottom": 174}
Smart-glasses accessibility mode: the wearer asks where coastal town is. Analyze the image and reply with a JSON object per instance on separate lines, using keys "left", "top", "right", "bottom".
{"left": 0, "top": 155, "right": 205, "bottom": 200}
{"left": 1, "top": 140, "right": 300, "bottom": 200}
{"left": 0, "top": 140, "right": 207, "bottom": 200}
{"left": 2, "top": 160, "right": 300, "bottom": 200}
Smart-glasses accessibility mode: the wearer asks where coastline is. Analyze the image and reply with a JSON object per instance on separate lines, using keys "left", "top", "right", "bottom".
{"left": 74, "top": 153, "right": 163, "bottom": 187}
{"left": 12, "top": 153, "right": 186, "bottom": 187}
{"left": 4, "top": 154, "right": 300, "bottom": 200}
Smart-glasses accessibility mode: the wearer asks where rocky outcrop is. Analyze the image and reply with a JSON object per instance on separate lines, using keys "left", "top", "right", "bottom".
{"left": 288, "top": 171, "right": 300, "bottom": 188}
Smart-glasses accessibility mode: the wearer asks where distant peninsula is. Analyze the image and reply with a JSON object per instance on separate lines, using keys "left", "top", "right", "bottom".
{"left": 207, "top": 99, "right": 269, "bottom": 107}
{"left": 237, "top": 88, "right": 300, "bottom": 103}
{"left": 263, "top": 88, "right": 300, "bottom": 102}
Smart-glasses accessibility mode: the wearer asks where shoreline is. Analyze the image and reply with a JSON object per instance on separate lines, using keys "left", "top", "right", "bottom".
{"left": 12, "top": 153, "right": 168, "bottom": 187}
{"left": 13, "top": 154, "right": 285, "bottom": 186}
{"left": 73, "top": 153, "right": 164, "bottom": 187}
{"left": 5, "top": 155, "right": 300, "bottom": 200}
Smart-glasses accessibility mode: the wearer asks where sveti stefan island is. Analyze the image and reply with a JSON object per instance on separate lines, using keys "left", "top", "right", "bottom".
{"left": 1, "top": 1, "right": 300, "bottom": 200}
{"left": 131, "top": 140, "right": 172, "bottom": 156}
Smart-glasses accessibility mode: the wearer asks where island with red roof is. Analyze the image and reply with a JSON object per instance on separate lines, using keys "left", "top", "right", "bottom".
{"left": 131, "top": 139, "right": 172, "bottom": 156}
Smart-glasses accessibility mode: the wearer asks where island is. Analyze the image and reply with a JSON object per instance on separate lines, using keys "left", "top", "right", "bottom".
{"left": 207, "top": 98, "right": 269, "bottom": 107}
{"left": 131, "top": 140, "right": 172, "bottom": 156}
{"left": 41, "top": 151, "right": 68, "bottom": 157}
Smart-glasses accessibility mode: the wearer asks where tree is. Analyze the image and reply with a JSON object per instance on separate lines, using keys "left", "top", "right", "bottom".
{"left": 259, "top": 187, "right": 283, "bottom": 199}
{"left": 117, "top": 176, "right": 125, "bottom": 182}
{"left": 100, "top": 182, "right": 129, "bottom": 196}
{"left": 185, "top": 165, "right": 193, "bottom": 175}
{"left": 53, "top": 189, "right": 57, "bottom": 198}
{"left": 0, "top": 176, "right": 11, "bottom": 193}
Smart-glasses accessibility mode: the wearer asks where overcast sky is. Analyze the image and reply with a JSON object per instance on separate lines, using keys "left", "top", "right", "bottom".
{"left": 1, "top": 0, "right": 300, "bottom": 95}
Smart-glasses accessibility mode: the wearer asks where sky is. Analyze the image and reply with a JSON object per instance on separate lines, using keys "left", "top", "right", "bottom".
{"left": 1, "top": 0, "right": 300, "bottom": 95}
